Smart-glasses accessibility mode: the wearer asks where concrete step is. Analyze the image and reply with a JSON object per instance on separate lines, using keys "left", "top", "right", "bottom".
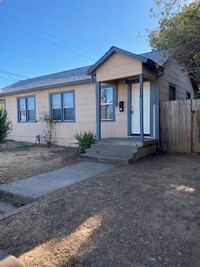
{"left": 0, "top": 200, "right": 17, "bottom": 214}
{"left": 0, "top": 190, "right": 35, "bottom": 206}
{"left": 97, "top": 138, "right": 140, "bottom": 146}
{"left": 85, "top": 148, "right": 135, "bottom": 158}
{"left": 90, "top": 143, "right": 138, "bottom": 152}
{"left": 83, "top": 138, "right": 157, "bottom": 164}
{"left": 81, "top": 152, "right": 136, "bottom": 164}
{"left": 86, "top": 149, "right": 134, "bottom": 158}
{"left": 82, "top": 139, "right": 140, "bottom": 164}
{"left": 0, "top": 189, "right": 35, "bottom": 216}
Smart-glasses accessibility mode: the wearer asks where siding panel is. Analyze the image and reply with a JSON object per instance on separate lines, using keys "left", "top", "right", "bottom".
{"left": 159, "top": 59, "right": 194, "bottom": 101}
{"left": 96, "top": 53, "right": 142, "bottom": 82}
{"left": 4, "top": 83, "right": 96, "bottom": 146}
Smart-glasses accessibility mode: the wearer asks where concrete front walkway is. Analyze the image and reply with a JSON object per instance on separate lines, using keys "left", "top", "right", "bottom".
{"left": 0, "top": 161, "right": 113, "bottom": 267}
{"left": 0, "top": 161, "right": 113, "bottom": 200}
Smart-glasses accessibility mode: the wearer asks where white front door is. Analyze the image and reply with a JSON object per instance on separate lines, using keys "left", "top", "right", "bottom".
{"left": 131, "top": 82, "right": 150, "bottom": 135}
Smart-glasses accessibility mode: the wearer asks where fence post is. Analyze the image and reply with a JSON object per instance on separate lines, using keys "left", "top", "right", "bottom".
{"left": 191, "top": 99, "right": 193, "bottom": 153}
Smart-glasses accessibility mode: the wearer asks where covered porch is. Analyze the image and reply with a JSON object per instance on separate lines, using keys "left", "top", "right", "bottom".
{"left": 88, "top": 46, "right": 163, "bottom": 147}
{"left": 95, "top": 75, "right": 159, "bottom": 144}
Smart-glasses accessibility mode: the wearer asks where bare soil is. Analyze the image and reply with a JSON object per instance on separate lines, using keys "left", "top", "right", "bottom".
{"left": 0, "top": 141, "right": 79, "bottom": 184}
{"left": 0, "top": 149, "right": 200, "bottom": 267}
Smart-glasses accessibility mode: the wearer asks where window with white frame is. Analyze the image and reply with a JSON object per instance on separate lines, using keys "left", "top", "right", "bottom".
{"left": 18, "top": 96, "right": 35, "bottom": 122}
{"left": 101, "top": 86, "right": 114, "bottom": 120}
{"left": 50, "top": 91, "right": 75, "bottom": 121}
{"left": 51, "top": 94, "right": 62, "bottom": 121}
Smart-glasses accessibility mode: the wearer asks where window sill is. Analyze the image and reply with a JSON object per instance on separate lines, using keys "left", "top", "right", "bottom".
{"left": 52, "top": 120, "right": 76, "bottom": 123}
{"left": 101, "top": 119, "right": 115, "bottom": 122}
{"left": 18, "top": 121, "right": 37, "bottom": 123}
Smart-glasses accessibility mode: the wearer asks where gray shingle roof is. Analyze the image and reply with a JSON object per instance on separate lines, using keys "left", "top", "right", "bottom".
{"left": 0, "top": 65, "right": 92, "bottom": 96}
{"left": 140, "top": 50, "right": 169, "bottom": 66}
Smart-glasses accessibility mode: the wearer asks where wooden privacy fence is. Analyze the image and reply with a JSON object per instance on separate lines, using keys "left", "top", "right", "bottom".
{"left": 160, "top": 99, "right": 200, "bottom": 153}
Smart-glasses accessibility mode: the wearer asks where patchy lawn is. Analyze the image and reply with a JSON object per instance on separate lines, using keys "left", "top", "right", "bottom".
{"left": 0, "top": 141, "right": 79, "bottom": 184}
{"left": 0, "top": 153, "right": 200, "bottom": 266}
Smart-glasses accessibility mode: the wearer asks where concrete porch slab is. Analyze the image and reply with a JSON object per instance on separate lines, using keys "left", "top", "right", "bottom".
{"left": 0, "top": 162, "right": 113, "bottom": 200}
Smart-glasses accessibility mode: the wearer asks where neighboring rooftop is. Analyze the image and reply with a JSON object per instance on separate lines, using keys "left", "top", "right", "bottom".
{"left": 0, "top": 48, "right": 169, "bottom": 96}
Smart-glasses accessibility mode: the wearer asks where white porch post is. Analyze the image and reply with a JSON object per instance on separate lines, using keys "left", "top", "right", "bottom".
{"left": 96, "top": 82, "right": 101, "bottom": 140}
{"left": 139, "top": 74, "right": 144, "bottom": 143}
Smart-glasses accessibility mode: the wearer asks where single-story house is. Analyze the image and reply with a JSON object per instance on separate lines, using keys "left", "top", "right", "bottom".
{"left": 0, "top": 46, "right": 195, "bottom": 147}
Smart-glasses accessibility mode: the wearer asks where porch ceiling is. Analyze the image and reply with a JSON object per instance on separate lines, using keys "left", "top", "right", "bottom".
{"left": 100, "top": 72, "right": 156, "bottom": 85}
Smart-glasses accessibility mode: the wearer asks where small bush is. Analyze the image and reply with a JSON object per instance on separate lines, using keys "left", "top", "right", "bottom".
{"left": 38, "top": 111, "right": 56, "bottom": 146}
{"left": 0, "top": 106, "right": 12, "bottom": 143}
{"left": 74, "top": 131, "right": 95, "bottom": 154}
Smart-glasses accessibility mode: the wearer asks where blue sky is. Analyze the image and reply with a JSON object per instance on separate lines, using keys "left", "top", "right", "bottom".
{"left": 0, "top": 0, "right": 159, "bottom": 87}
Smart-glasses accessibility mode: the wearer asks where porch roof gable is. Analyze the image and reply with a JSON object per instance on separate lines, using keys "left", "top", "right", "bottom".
{"left": 88, "top": 46, "right": 164, "bottom": 75}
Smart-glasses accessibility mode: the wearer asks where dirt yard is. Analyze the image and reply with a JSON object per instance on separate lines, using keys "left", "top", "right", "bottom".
{"left": 0, "top": 148, "right": 200, "bottom": 267}
{"left": 0, "top": 141, "right": 79, "bottom": 184}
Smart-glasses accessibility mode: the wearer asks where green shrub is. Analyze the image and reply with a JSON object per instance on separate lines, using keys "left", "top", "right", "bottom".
{"left": 74, "top": 131, "right": 95, "bottom": 154}
{"left": 17, "top": 142, "right": 36, "bottom": 149}
{"left": 0, "top": 106, "right": 12, "bottom": 143}
{"left": 195, "top": 90, "right": 200, "bottom": 99}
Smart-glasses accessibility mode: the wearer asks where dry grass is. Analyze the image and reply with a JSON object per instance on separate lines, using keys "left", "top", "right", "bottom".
{"left": 0, "top": 153, "right": 200, "bottom": 266}
{"left": 0, "top": 141, "right": 79, "bottom": 184}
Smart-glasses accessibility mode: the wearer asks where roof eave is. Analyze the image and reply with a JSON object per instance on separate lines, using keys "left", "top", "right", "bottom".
{"left": 145, "top": 58, "right": 164, "bottom": 72}
{"left": 0, "top": 78, "right": 93, "bottom": 97}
